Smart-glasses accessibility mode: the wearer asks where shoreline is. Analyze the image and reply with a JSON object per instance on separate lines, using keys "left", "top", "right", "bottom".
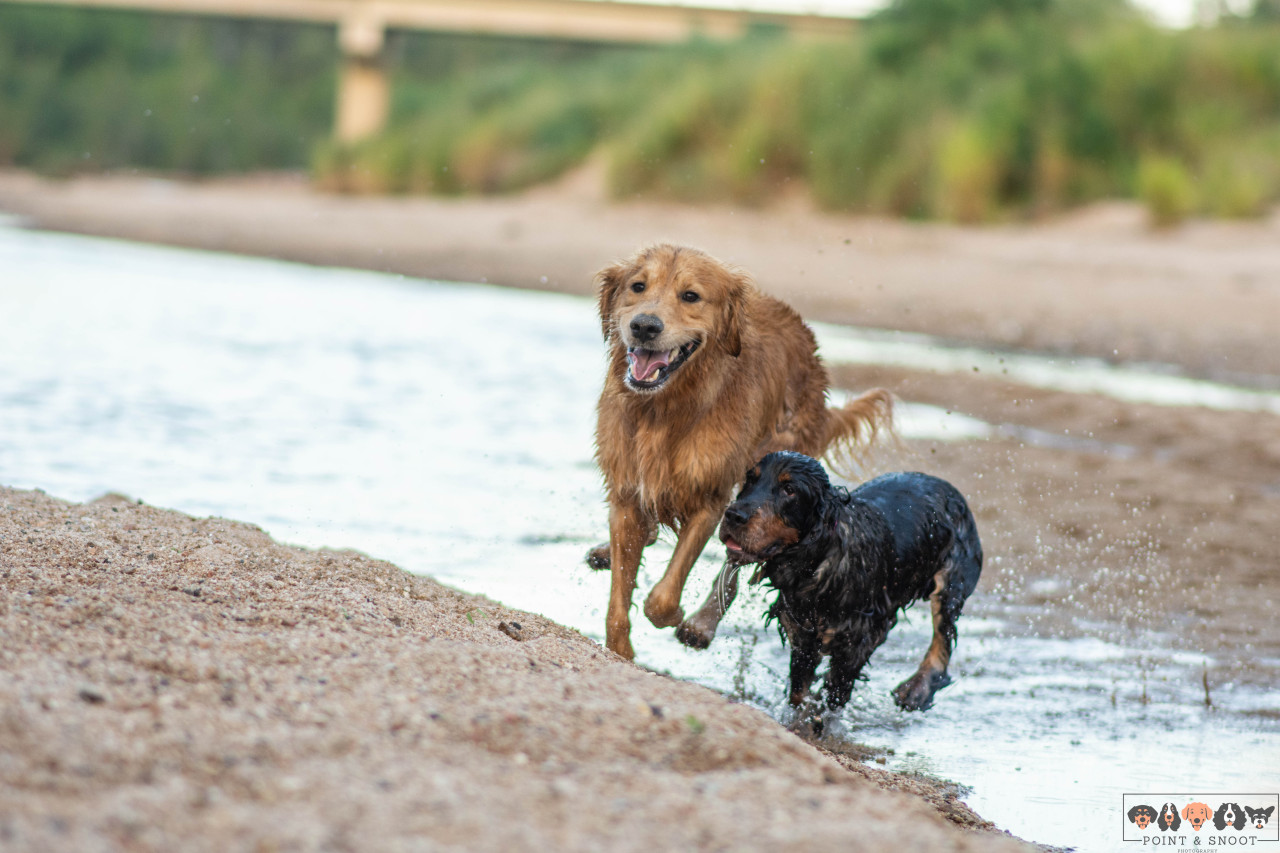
{"left": 0, "top": 485, "right": 1035, "bottom": 851}
{"left": 2, "top": 167, "right": 1279, "bottom": 384}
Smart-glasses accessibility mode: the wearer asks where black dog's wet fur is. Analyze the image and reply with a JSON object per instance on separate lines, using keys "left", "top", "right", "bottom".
{"left": 721, "top": 452, "right": 982, "bottom": 714}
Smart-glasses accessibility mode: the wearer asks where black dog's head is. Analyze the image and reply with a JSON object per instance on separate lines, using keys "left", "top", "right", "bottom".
{"left": 1246, "top": 806, "right": 1275, "bottom": 829}
{"left": 1215, "top": 803, "right": 1247, "bottom": 832}
{"left": 720, "top": 452, "right": 831, "bottom": 566}
{"left": 1158, "top": 803, "right": 1182, "bottom": 831}
{"left": 1128, "top": 805, "right": 1157, "bottom": 830}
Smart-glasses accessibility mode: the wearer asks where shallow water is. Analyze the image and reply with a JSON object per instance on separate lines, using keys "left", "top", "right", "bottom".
{"left": 1, "top": 225, "right": 1276, "bottom": 852}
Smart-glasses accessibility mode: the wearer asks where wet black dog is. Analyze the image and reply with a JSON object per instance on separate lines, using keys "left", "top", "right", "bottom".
{"left": 701, "top": 451, "right": 982, "bottom": 714}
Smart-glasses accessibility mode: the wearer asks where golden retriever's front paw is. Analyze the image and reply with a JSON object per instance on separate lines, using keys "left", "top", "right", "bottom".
{"left": 585, "top": 544, "right": 610, "bottom": 571}
{"left": 643, "top": 592, "right": 685, "bottom": 629}
{"left": 675, "top": 620, "right": 714, "bottom": 649}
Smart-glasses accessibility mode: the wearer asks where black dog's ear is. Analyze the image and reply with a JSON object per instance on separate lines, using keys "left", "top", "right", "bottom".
{"left": 595, "top": 259, "right": 631, "bottom": 342}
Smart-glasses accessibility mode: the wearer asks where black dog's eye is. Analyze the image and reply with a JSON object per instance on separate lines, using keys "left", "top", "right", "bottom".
{"left": 630, "top": 281, "right": 646, "bottom": 293}
{"left": 680, "top": 290, "right": 700, "bottom": 303}
{"left": 780, "top": 483, "right": 795, "bottom": 497}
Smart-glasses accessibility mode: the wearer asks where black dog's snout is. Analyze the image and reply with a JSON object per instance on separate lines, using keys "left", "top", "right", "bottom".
{"left": 629, "top": 313, "right": 664, "bottom": 343}
{"left": 723, "top": 503, "right": 749, "bottom": 527}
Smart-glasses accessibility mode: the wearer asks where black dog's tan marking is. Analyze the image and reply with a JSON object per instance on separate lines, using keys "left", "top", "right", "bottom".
{"left": 686, "top": 451, "right": 982, "bottom": 713}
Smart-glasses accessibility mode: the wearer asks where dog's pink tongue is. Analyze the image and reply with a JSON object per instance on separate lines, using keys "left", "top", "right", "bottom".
{"left": 628, "top": 349, "right": 669, "bottom": 381}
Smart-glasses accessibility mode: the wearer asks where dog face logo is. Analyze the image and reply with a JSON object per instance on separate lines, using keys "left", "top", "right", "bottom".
{"left": 1158, "top": 803, "right": 1182, "bottom": 831}
{"left": 1127, "top": 805, "right": 1157, "bottom": 830}
{"left": 1215, "top": 802, "right": 1247, "bottom": 831}
{"left": 1246, "top": 805, "right": 1275, "bottom": 829}
{"left": 1182, "top": 802, "right": 1212, "bottom": 831}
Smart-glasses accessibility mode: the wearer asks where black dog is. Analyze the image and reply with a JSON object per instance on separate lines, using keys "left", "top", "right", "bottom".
{"left": 1215, "top": 803, "right": 1247, "bottom": 831}
{"left": 1158, "top": 803, "right": 1182, "bottom": 832}
{"left": 1246, "top": 806, "right": 1275, "bottom": 830}
{"left": 696, "top": 451, "right": 982, "bottom": 713}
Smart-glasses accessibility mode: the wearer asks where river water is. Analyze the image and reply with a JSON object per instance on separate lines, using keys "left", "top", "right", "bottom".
{"left": 1, "top": 222, "right": 1276, "bottom": 851}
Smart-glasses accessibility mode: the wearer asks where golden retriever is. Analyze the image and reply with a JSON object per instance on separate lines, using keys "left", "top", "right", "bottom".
{"left": 590, "top": 244, "right": 892, "bottom": 659}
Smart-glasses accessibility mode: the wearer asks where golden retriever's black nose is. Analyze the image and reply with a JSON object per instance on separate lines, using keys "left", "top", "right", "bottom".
{"left": 630, "top": 314, "right": 664, "bottom": 343}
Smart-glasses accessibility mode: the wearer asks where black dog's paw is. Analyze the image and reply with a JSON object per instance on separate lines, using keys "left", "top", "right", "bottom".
{"left": 892, "top": 669, "right": 952, "bottom": 712}
{"left": 585, "top": 544, "right": 610, "bottom": 571}
{"left": 782, "top": 707, "right": 824, "bottom": 738}
{"left": 675, "top": 620, "right": 713, "bottom": 650}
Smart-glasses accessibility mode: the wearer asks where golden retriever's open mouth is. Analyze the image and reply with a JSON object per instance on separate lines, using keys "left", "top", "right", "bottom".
{"left": 625, "top": 339, "right": 700, "bottom": 392}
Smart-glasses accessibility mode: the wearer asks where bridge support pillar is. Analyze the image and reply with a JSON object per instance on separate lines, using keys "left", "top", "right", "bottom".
{"left": 335, "top": 14, "right": 389, "bottom": 143}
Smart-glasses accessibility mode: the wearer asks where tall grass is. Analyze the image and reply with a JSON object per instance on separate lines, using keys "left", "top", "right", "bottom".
{"left": 0, "top": 6, "right": 336, "bottom": 174}
{"left": 3, "top": 1, "right": 1279, "bottom": 220}
{"left": 321, "top": 0, "right": 1280, "bottom": 220}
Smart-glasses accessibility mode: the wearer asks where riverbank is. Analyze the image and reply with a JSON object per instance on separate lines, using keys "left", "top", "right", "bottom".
{"left": 0, "top": 486, "right": 1031, "bottom": 851}
{"left": 2, "top": 167, "right": 1279, "bottom": 383}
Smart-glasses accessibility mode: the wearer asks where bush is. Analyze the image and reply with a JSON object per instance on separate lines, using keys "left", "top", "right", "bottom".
{"left": 1137, "top": 155, "right": 1196, "bottom": 227}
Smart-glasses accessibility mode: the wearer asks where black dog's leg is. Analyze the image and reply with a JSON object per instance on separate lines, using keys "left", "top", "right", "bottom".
{"left": 894, "top": 560, "right": 974, "bottom": 710}
{"left": 894, "top": 503, "right": 981, "bottom": 712}
{"left": 787, "top": 635, "right": 822, "bottom": 708}
{"left": 825, "top": 629, "right": 885, "bottom": 711}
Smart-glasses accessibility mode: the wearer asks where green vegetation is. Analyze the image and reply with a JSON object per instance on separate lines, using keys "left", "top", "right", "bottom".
{"left": 0, "top": 6, "right": 336, "bottom": 173}
{"left": 3, "top": 0, "right": 1279, "bottom": 222}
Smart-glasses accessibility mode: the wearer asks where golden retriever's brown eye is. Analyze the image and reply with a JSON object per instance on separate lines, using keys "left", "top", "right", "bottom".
{"left": 681, "top": 290, "right": 700, "bottom": 303}
{"left": 630, "top": 281, "right": 646, "bottom": 293}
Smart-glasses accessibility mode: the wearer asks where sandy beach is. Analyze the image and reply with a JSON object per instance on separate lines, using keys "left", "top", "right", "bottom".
{"left": 2, "top": 167, "right": 1279, "bottom": 850}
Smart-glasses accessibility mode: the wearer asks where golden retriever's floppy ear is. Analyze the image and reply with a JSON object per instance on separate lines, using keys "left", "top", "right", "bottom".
{"left": 595, "top": 260, "right": 629, "bottom": 342}
{"left": 720, "top": 271, "right": 748, "bottom": 358}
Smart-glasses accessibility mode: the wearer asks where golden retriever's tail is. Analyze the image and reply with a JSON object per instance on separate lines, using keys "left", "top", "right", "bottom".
{"left": 823, "top": 387, "right": 895, "bottom": 479}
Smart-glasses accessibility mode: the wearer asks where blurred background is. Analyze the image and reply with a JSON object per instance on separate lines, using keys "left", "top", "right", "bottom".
{"left": 1, "top": 0, "right": 1278, "bottom": 224}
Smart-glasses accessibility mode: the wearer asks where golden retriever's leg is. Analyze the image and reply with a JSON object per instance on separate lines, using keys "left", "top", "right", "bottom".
{"left": 643, "top": 507, "right": 719, "bottom": 629}
{"left": 605, "top": 499, "right": 651, "bottom": 660}
{"left": 674, "top": 561, "right": 739, "bottom": 650}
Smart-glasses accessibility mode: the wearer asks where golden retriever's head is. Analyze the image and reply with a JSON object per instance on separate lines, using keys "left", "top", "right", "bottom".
{"left": 596, "top": 244, "right": 746, "bottom": 394}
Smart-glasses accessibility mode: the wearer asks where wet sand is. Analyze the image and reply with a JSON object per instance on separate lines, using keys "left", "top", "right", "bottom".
{"left": 2, "top": 167, "right": 1279, "bottom": 848}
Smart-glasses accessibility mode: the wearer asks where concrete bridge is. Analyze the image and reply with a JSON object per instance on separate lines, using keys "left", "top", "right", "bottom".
{"left": 3, "top": 0, "right": 858, "bottom": 142}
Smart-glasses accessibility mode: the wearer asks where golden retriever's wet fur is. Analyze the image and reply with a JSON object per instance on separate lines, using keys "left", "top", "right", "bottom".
{"left": 592, "top": 244, "right": 892, "bottom": 659}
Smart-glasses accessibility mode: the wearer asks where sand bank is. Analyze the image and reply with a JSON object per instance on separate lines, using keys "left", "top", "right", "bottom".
{"left": 0, "top": 486, "right": 1031, "bottom": 851}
